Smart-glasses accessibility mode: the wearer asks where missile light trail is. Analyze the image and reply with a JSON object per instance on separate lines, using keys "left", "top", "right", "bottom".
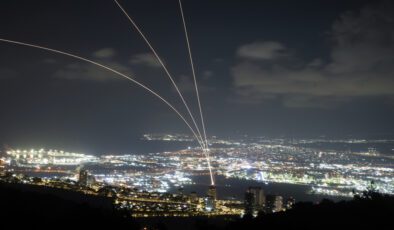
{"left": 0, "top": 38, "right": 206, "bottom": 150}
{"left": 178, "top": 0, "right": 214, "bottom": 185}
{"left": 113, "top": 0, "right": 215, "bottom": 185}
{"left": 113, "top": 0, "right": 206, "bottom": 150}
{"left": 178, "top": 0, "right": 208, "bottom": 149}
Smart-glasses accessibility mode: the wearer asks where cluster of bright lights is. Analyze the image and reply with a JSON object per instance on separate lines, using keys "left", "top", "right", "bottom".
{"left": 3, "top": 135, "right": 394, "bottom": 199}
{"left": 5, "top": 148, "right": 98, "bottom": 166}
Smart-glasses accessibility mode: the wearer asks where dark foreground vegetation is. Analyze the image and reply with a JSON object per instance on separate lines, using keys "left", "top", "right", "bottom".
{"left": 1, "top": 182, "right": 392, "bottom": 230}
{"left": 0, "top": 182, "right": 139, "bottom": 228}
{"left": 226, "top": 190, "right": 394, "bottom": 230}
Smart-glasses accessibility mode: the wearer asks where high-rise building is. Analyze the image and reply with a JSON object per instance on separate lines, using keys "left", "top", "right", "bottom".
{"left": 249, "top": 186, "right": 265, "bottom": 208}
{"left": 79, "top": 169, "right": 95, "bottom": 187}
{"left": 205, "top": 185, "right": 217, "bottom": 211}
{"left": 244, "top": 186, "right": 265, "bottom": 216}
{"left": 79, "top": 169, "right": 89, "bottom": 186}
{"left": 265, "top": 195, "right": 283, "bottom": 213}
{"left": 207, "top": 185, "right": 217, "bottom": 200}
{"left": 244, "top": 190, "right": 255, "bottom": 216}
{"left": 190, "top": 191, "right": 198, "bottom": 204}
{"left": 204, "top": 196, "right": 215, "bottom": 212}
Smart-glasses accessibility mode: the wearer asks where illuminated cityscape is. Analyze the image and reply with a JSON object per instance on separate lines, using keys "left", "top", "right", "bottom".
{"left": 1, "top": 134, "right": 393, "bottom": 218}
{"left": 1, "top": 0, "right": 394, "bottom": 229}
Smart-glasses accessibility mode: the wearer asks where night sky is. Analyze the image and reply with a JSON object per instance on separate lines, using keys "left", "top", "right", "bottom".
{"left": 1, "top": 0, "right": 393, "bottom": 154}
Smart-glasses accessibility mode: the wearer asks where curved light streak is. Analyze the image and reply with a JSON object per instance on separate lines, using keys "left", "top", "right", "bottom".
{"left": 113, "top": 0, "right": 206, "bottom": 150}
{"left": 0, "top": 38, "right": 206, "bottom": 150}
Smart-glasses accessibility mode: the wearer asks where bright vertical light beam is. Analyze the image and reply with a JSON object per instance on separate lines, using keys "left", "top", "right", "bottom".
{"left": 178, "top": 0, "right": 208, "bottom": 149}
{"left": 178, "top": 0, "right": 214, "bottom": 185}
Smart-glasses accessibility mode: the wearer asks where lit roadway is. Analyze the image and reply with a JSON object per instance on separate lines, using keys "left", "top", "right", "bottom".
{"left": 117, "top": 195, "right": 195, "bottom": 206}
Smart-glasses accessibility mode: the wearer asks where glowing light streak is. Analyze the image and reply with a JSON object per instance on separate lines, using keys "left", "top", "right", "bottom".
{"left": 113, "top": 0, "right": 205, "bottom": 149}
{"left": 0, "top": 38, "right": 206, "bottom": 149}
{"left": 178, "top": 0, "right": 208, "bottom": 150}
{"left": 178, "top": 0, "right": 214, "bottom": 185}
{"left": 113, "top": 0, "right": 214, "bottom": 185}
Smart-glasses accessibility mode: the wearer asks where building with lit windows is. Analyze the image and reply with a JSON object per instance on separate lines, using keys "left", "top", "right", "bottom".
{"left": 265, "top": 195, "right": 283, "bottom": 213}
{"left": 244, "top": 186, "right": 265, "bottom": 216}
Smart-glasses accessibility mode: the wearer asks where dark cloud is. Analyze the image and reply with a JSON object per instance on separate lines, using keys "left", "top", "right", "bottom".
{"left": 92, "top": 48, "right": 116, "bottom": 59}
{"left": 53, "top": 48, "right": 133, "bottom": 82}
{"left": 130, "top": 53, "right": 161, "bottom": 68}
{"left": 175, "top": 75, "right": 213, "bottom": 93}
{"left": 202, "top": 70, "right": 214, "bottom": 80}
{"left": 232, "top": 1, "right": 394, "bottom": 108}
{"left": 236, "top": 41, "right": 288, "bottom": 60}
